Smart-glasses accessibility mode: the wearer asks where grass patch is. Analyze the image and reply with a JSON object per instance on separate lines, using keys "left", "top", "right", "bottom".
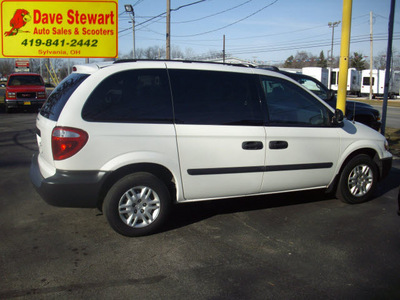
{"left": 350, "top": 98, "right": 400, "bottom": 108}
{"left": 385, "top": 127, "right": 400, "bottom": 157}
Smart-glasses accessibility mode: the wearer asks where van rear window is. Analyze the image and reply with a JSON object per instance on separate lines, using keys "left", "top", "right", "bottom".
{"left": 40, "top": 73, "right": 89, "bottom": 121}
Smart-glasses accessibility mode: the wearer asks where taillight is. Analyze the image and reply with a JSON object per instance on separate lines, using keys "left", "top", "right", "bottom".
{"left": 52, "top": 127, "right": 88, "bottom": 160}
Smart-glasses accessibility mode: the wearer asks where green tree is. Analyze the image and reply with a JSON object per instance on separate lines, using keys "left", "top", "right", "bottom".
{"left": 317, "top": 51, "right": 327, "bottom": 67}
{"left": 283, "top": 55, "right": 294, "bottom": 68}
{"left": 350, "top": 52, "right": 366, "bottom": 70}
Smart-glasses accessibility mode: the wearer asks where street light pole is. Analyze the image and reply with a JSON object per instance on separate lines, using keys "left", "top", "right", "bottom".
{"left": 328, "top": 21, "right": 341, "bottom": 68}
{"left": 125, "top": 4, "right": 135, "bottom": 59}
{"left": 166, "top": 0, "right": 171, "bottom": 60}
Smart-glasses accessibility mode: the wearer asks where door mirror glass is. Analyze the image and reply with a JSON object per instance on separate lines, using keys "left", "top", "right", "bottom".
{"left": 327, "top": 90, "right": 336, "bottom": 101}
{"left": 332, "top": 109, "right": 344, "bottom": 126}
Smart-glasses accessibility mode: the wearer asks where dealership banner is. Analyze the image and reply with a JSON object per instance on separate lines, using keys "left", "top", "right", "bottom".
{"left": 0, "top": 0, "right": 118, "bottom": 58}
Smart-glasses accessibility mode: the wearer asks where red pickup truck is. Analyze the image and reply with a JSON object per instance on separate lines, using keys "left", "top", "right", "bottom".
{"left": 5, "top": 73, "right": 47, "bottom": 113}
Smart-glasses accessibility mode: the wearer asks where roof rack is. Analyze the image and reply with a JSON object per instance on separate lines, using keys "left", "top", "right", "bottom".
{"left": 113, "top": 59, "right": 255, "bottom": 68}
{"left": 257, "top": 65, "right": 280, "bottom": 71}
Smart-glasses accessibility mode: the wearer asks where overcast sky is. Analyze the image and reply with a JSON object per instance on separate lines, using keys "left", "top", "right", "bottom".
{"left": 117, "top": 0, "right": 400, "bottom": 64}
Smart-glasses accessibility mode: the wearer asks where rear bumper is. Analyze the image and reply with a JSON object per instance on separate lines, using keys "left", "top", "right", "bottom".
{"left": 30, "top": 153, "right": 110, "bottom": 208}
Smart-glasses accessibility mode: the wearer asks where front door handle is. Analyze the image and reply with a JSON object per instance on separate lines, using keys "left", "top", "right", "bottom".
{"left": 242, "top": 141, "right": 264, "bottom": 150}
{"left": 269, "top": 141, "right": 288, "bottom": 149}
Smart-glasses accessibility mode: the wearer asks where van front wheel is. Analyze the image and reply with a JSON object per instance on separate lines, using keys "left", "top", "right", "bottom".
{"left": 103, "top": 172, "right": 171, "bottom": 237}
{"left": 336, "top": 154, "right": 378, "bottom": 204}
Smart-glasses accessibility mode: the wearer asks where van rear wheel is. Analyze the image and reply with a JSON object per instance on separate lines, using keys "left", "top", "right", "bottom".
{"left": 336, "top": 154, "right": 378, "bottom": 204}
{"left": 103, "top": 172, "right": 171, "bottom": 237}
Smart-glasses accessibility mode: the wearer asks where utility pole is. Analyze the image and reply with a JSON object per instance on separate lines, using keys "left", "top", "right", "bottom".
{"left": 369, "top": 11, "right": 374, "bottom": 100}
{"left": 223, "top": 35, "right": 226, "bottom": 63}
{"left": 125, "top": 4, "right": 135, "bottom": 59}
{"left": 166, "top": 0, "right": 171, "bottom": 60}
{"left": 381, "top": 0, "right": 396, "bottom": 136}
{"left": 328, "top": 21, "right": 341, "bottom": 68}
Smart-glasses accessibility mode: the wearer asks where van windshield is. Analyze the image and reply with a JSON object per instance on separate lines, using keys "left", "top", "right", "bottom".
{"left": 40, "top": 73, "right": 89, "bottom": 121}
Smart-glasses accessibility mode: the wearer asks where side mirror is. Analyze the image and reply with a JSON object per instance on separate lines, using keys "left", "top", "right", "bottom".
{"left": 332, "top": 109, "right": 344, "bottom": 126}
{"left": 327, "top": 90, "right": 336, "bottom": 101}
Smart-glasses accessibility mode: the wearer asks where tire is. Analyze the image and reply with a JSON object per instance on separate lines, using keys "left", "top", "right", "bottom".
{"left": 103, "top": 172, "right": 171, "bottom": 237}
{"left": 336, "top": 154, "right": 378, "bottom": 204}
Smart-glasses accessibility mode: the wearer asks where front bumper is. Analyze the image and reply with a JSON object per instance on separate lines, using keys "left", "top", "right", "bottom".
{"left": 377, "top": 156, "right": 392, "bottom": 181}
{"left": 6, "top": 99, "right": 45, "bottom": 108}
{"left": 30, "top": 153, "right": 110, "bottom": 208}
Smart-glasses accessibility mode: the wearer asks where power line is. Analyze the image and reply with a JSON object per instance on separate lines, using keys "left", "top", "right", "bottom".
{"left": 172, "top": 0, "right": 253, "bottom": 24}
{"left": 227, "top": 34, "right": 400, "bottom": 56}
{"left": 229, "top": 34, "right": 399, "bottom": 54}
{"left": 117, "top": 2, "right": 399, "bottom": 59}
{"left": 173, "top": 0, "right": 279, "bottom": 37}
{"left": 119, "top": 0, "right": 208, "bottom": 34}
{"left": 133, "top": 12, "right": 372, "bottom": 42}
{"left": 123, "top": 1, "right": 278, "bottom": 38}
{"left": 132, "top": 0, "right": 146, "bottom": 7}
{"left": 171, "top": 0, "right": 207, "bottom": 12}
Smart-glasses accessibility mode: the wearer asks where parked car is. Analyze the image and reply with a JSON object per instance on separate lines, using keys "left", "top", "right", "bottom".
{"left": 30, "top": 60, "right": 392, "bottom": 236}
{"left": 275, "top": 70, "right": 382, "bottom": 131}
{"left": 5, "top": 73, "right": 47, "bottom": 113}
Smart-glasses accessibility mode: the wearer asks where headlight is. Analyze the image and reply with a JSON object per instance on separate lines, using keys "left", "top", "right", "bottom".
{"left": 384, "top": 139, "right": 390, "bottom": 151}
{"left": 37, "top": 91, "right": 47, "bottom": 99}
{"left": 6, "top": 91, "right": 16, "bottom": 99}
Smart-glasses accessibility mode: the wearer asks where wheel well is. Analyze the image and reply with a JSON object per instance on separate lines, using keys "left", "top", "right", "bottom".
{"left": 97, "top": 163, "right": 176, "bottom": 210}
{"left": 327, "top": 148, "right": 378, "bottom": 194}
{"left": 339, "top": 148, "right": 377, "bottom": 175}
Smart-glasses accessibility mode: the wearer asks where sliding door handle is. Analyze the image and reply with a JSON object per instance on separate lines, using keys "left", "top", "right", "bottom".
{"left": 242, "top": 141, "right": 264, "bottom": 150}
{"left": 269, "top": 141, "right": 288, "bottom": 149}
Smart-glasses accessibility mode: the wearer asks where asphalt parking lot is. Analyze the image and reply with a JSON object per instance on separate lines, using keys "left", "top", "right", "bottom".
{"left": 0, "top": 112, "right": 399, "bottom": 299}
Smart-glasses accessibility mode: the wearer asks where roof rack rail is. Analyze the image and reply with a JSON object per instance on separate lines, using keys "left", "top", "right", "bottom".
{"left": 113, "top": 59, "right": 255, "bottom": 68}
{"left": 257, "top": 65, "right": 280, "bottom": 71}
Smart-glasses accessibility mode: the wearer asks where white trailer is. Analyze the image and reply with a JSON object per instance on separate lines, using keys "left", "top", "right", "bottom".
{"left": 280, "top": 68, "right": 302, "bottom": 74}
{"left": 361, "top": 69, "right": 400, "bottom": 98}
{"left": 302, "top": 67, "right": 329, "bottom": 87}
{"left": 331, "top": 68, "right": 361, "bottom": 95}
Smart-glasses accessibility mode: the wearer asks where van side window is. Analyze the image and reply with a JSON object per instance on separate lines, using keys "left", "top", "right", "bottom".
{"left": 82, "top": 69, "right": 173, "bottom": 123}
{"left": 260, "top": 76, "right": 331, "bottom": 126}
{"left": 362, "top": 77, "right": 375, "bottom": 86}
{"left": 296, "top": 77, "right": 328, "bottom": 101}
{"left": 169, "top": 70, "right": 263, "bottom": 125}
{"left": 331, "top": 71, "right": 337, "bottom": 85}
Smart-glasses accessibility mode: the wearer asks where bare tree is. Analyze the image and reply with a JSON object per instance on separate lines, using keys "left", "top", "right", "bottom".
{"left": 184, "top": 48, "right": 196, "bottom": 60}
{"left": 0, "top": 58, "right": 14, "bottom": 77}
{"left": 374, "top": 49, "right": 400, "bottom": 70}
{"left": 171, "top": 46, "right": 184, "bottom": 60}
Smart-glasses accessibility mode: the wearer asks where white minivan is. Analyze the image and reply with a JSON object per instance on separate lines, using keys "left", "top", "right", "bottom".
{"left": 30, "top": 60, "right": 392, "bottom": 236}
